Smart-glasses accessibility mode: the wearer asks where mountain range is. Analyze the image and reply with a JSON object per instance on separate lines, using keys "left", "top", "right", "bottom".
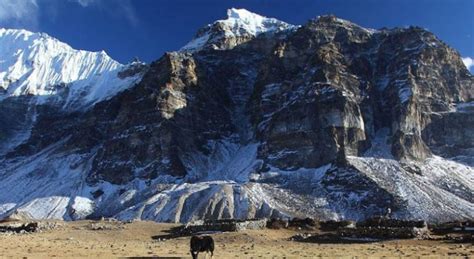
{"left": 0, "top": 8, "right": 472, "bottom": 223}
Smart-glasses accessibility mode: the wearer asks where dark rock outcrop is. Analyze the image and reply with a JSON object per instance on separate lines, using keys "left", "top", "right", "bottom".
{"left": 0, "top": 11, "right": 472, "bottom": 222}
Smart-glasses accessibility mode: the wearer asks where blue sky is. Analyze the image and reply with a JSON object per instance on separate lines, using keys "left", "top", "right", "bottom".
{"left": 0, "top": 0, "right": 473, "bottom": 71}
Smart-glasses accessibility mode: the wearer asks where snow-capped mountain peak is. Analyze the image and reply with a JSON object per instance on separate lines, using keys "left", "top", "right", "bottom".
{"left": 223, "top": 8, "right": 289, "bottom": 36}
{"left": 0, "top": 28, "right": 144, "bottom": 109}
{"left": 1, "top": 10, "right": 473, "bottom": 224}
{"left": 180, "top": 8, "right": 295, "bottom": 52}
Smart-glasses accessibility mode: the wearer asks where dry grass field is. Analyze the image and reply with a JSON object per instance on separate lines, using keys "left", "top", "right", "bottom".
{"left": 0, "top": 220, "right": 472, "bottom": 258}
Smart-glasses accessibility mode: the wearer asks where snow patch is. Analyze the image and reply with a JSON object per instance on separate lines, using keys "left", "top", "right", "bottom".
{"left": 71, "top": 196, "right": 94, "bottom": 220}
{"left": 462, "top": 57, "right": 473, "bottom": 71}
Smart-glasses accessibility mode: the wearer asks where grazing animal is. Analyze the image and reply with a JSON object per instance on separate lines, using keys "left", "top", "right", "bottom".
{"left": 190, "top": 235, "right": 214, "bottom": 259}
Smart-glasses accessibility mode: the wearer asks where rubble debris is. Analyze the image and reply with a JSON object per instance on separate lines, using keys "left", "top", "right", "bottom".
{"left": 319, "top": 220, "right": 354, "bottom": 231}
{"left": 291, "top": 218, "right": 431, "bottom": 243}
{"left": 288, "top": 218, "right": 318, "bottom": 230}
{"left": 88, "top": 222, "right": 125, "bottom": 231}
{"left": 266, "top": 218, "right": 289, "bottom": 229}
{"left": 444, "top": 234, "right": 474, "bottom": 243}
{"left": 38, "top": 222, "right": 64, "bottom": 231}
{"left": 170, "top": 219, "right": 268, "bottom": 237}
{"left": 266, "top": 218, "right": 318, "bottom": 230}
{"left": 0, "top": 221, "right": 63, "bottom": 235}
{"left": 0, "top": 222, "right": 39, "bottom": 234}
{"left": 356, "top": 217, "right": 426, "bottom": 228}
{"left": 338, "top": 226, "right": 430, "bottom": 240}
{"left": 233, "top": 219, "right": 267, "bottom": 231}
{"left": 291, "top": 233, "right": 379, "bottom": 243}
{"left": 430, "top": 221, "right": 474, "bottom": 234}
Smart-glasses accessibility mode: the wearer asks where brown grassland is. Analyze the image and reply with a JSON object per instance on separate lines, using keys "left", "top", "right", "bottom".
{"left": 0, "top": 220, "right": 472, "bottom": 258}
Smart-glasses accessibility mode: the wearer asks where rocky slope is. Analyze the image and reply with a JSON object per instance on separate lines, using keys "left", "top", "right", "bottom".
{"left": 0, "top": 9, "right": 473, "bottom": 223}
{"left": 0, "top": 28, "right": 145, "bottom": 156}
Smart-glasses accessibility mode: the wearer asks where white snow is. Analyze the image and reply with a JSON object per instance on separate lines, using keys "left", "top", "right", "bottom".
{"left": 16, "top": 196, "right": 70, "bottom": 220}
{"left": 0, "top": 203, "right": 16, "bottom": 216}
{"left": 183, "top": 141, "right": 259, "bottom": 183}
{"left": 224, "top": 8, "right": 290, "bottom": 36}
{"left": 71, "top": 196, "right": 95, "bottom": 219}
{"left": 462, "top": 57, "right": 473, "bottom": 71}
{"left": 180, "top": 32, "right": 210, "bottom": 53}
{"left": 180, "top": 8, "right": 295, "bottom": 52}
{"left": 334, "top": 17, "right": 378, "bottom": 35}
{"left": 1, "top": 138, "right": 472, "bottom": 223}
{"left": 347, "top": 155, "right": 474, "bottom": 221}
{"left": 0, "top": 28, "right": 143, "bottom": 109}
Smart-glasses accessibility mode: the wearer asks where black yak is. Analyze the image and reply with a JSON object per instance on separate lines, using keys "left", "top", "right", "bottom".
{"left": 190, "top": 235, "right": 214, "bottom": 259}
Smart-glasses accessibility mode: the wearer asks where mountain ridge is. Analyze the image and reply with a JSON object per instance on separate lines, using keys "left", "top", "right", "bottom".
{"left": 0, "top": 27, "right": 145, "bottom": 110}
{"left": 0, "top": 9, "right": 472, "bottom": 223}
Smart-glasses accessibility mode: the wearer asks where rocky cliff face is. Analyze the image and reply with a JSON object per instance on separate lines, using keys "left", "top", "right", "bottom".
{"left": 0, "top": 9, "right": 473, "bottom": 223}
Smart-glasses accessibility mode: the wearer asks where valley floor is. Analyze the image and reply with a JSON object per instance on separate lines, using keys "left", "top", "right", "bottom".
{"left": 0, "top": 220, "right": 472, "bottom": 258}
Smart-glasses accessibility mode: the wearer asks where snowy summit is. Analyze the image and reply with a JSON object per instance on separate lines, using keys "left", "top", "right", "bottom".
{"left": 180, "top": 8, "right": 295, "bottom": 52}
{"left": 0, "top": 28, "right": 143, "bottom": 109}
{"left": 223, "top": 8, "right": 293, "bottom": 36}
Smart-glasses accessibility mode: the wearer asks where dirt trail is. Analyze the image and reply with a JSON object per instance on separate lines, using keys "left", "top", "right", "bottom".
{"left": 0, "top": 220, "right": 472, "bottom": 258}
